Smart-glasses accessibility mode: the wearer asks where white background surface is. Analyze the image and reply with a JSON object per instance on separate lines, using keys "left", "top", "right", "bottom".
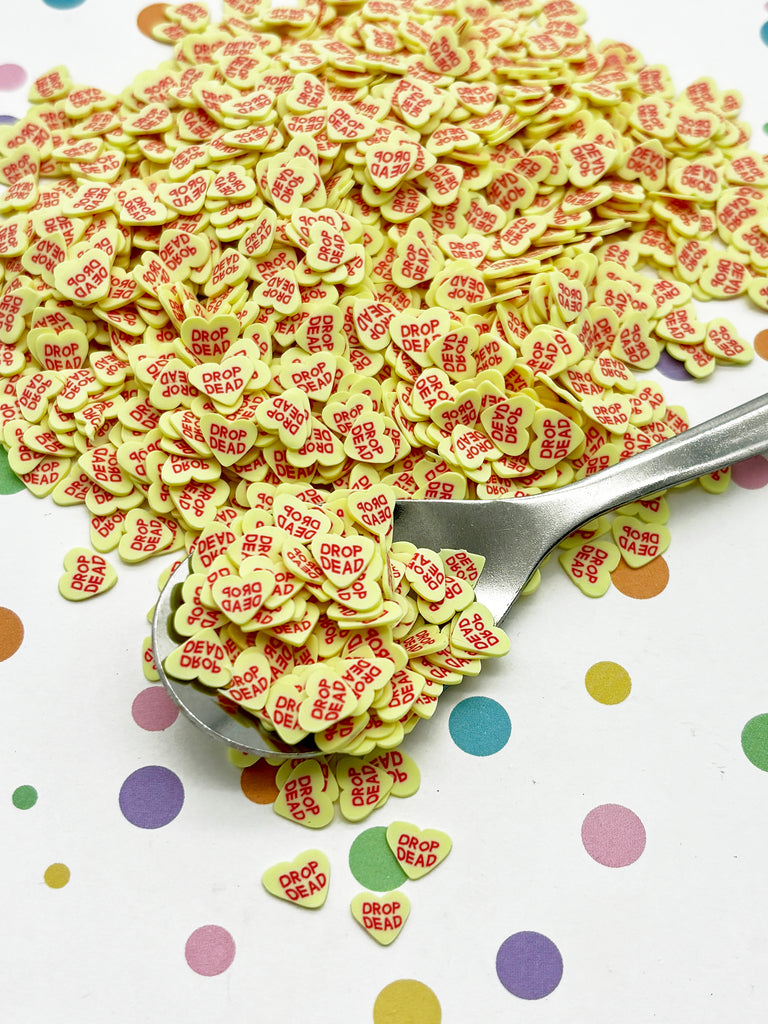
{"left": 2, "top": 1, "right": 768, "bottom": 1021}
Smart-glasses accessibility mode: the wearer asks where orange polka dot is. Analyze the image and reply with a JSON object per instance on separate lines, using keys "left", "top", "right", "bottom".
{"left": 136, "top": 4, "right": 169, "bottom": 38}
{"left": 240, "top": 761, "right": 280, "bottom": 804}
{"left": 753, "top": 329, "right": 768, "bottom": 361}
{"left": 611, "top": 556, "right": 669, "bottom": 599}
{"left": 0, "top": 607, "right": 24, "bottom": 662}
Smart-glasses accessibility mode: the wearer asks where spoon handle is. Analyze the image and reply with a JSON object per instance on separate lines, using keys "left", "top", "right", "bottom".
{"left": 532, "top": 392, "right": 768, "bottom": 536}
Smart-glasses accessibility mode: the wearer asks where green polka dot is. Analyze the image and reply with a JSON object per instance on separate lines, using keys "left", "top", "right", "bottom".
{"left": 0, "top": 448, "right": 24, "bottom": 494}
{"left": 741, "top": 714, "right": 768, "bottom": 771}
{"left": 12, "top": 785, "right": 37, "bottom": 809}
{"left": 349, "top": 826, "right": 408, "bottom": 891}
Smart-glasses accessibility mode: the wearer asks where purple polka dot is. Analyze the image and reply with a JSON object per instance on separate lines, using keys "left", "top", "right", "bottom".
{"left": 655, "top": 349, "right": 693, "bottom": 381}
{"left": 185, "top": 925, "right": 236, "bottom": 976}
{"left": 119, "top": 765, "right": 184, "bottom": 829}
{"left": 496, "top": 931, "right": 563, "bottom": 999}
{"left": 581, "top": 803, "right": 646, "bottom": 867}
{"left": 0, "top": 65, "right": 27, "bottom": 91}
{"left": 731, "top": 454, "right": 768, "bottom": 490}
{"left": 132, "top": 686, "right": 179, "bottom": 731}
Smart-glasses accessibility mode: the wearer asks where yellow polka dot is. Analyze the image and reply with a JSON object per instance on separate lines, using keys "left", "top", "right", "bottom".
{"left": 373, "top": 980, "right": 441, "bottom": 1024}
{"left": 44, "top": 863, "right": 70, "bottom": 889}
{"left": 585, "top": 661, "right": 631, "bottom": 705}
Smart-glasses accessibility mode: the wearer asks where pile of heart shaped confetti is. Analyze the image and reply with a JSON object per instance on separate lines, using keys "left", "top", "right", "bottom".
{"left": 158, "top": 480, "right": 509, "bottom": 756}
{"left": 2, "top": 0, "right": 764, "bottom": 627}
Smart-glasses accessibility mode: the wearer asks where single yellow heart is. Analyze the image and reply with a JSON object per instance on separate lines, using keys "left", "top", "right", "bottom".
{"left": 386, "top": 820, "right": 452, "bottom": 880}
{"left": 262, "top": 849, "right": 330, "bottom": 909}
{"left": 58, "top": 547, "right": 117, "bottom": 602}
{"left": 351, "top": 890, "right": 410, "bottom": 945}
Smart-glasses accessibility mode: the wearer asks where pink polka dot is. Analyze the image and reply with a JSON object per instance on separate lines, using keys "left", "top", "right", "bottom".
{"left": 581, "top": 803, "right": 646, "bottom": 867}
{"left": 185, "top": 925, "right": 236, "bottom": 976}
{"left": 731, "top": 455, "right": 768, "bottom": 490}
{"left": 0, "top": 65, "right": 27, "bottom": 91}
{"left": 131, "top": 686, "right": 179, "bottom": 731}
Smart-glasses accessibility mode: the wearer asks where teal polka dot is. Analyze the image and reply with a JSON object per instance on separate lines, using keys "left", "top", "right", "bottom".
{"left": 349, "top": 827, "right": 407, "bottom": 891}
{"left": 43, "top": 0, "right": 88, "bottom": 9}
{"left": 12, "top": 785, "right": 38, "bottom": 809}
{"left": 449, "top": 696, "right": 511, "bottom": 755}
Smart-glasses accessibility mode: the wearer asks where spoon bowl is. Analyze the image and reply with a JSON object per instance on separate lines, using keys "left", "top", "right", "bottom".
{"left": 153, "top": 392, "right": 768, "bottom": 757}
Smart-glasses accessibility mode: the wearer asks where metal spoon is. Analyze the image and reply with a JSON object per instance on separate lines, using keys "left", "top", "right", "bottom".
{"left": 153, "top": 392, "right": 768, "bottom": 757}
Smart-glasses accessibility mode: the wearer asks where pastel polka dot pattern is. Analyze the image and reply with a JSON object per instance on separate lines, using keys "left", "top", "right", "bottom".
{"left": 239, "top": 761, "right": 280, "bottom": 804}
{"left": 43, "top": 863, "right": 70, "bottom": 889}
{"left": 448, "top": 696, "right": 512, "bottom": 755}
{"left": 184, "top": 926, "right": 236, "bottom": 977}
{"left": 731, "top": 455, "right": 768, "bottom": 490}
{"left": 0, "top": 607, "right": 24, "bottom": 661}
{"left": 610, "top": 557, "right": 670, "bottom": 599}
{"left": 12, "top": 785, "right": 37, "bottom": 810}
{"left": 131, "top": 686, "right": 179, "bottom": 731}
{"left": 118, "top": 765, "right": 184, "bottom": 829}
{"left": 654, "top": 350, "right": 694, "bottom": 382}
{"left": 373, "top": 980, "right": 442, "bottom": 1024}
{"left": 349, "top": 827, "right": 408, "bottom": 891}
{"left": 754, "top": 330, "right": 768, "bottom": 360}
{"left": 496, "top": 931, "right": 564, "bottom": 1000}
{"left": 136, "top": 4, "right": 168, "bottom": 37}
{"left": 0, "top": 450, "right": 24, "bottom": 494}
{"left": 0, "top": 65, "right": 27, "bottom": 91}
{"left": 741, "top": 714, "right": 768, "bottom": 772}
{"left": 42, "top": 0, "right": 88, "bottom": 8}
{"left": 581, "top": 804, "right": 647, "bottom": 867}
{"left": 585, "top": 661, "right": 632, "bottom": 705}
